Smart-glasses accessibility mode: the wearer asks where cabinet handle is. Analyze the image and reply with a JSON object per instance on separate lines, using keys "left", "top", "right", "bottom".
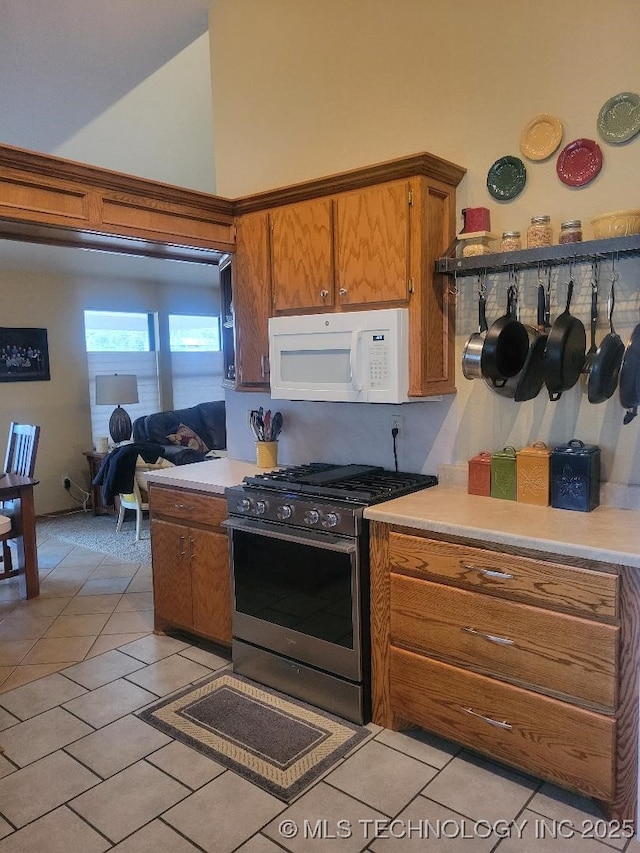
{"left": 179, "top": 535, "right": 186, "bottom": 556}
{"left": 462, "top": 626, "right": 514, "bottom": 646}
{"left": 339, "top": 287, "right": 348, "bottom": 297}
{"left": 320, "top": 289, "right": 329, "bottom": 298}
{"left": 189, "top": 537, "right": 194, "bottom": 559}
{"left": 460, "top": 562, "right": 514, "bottom": 580}
{"left": 174, "top": 503, "right": 195, "bottom": 511}
{"left": 261, "top": 353, "right": 269, "bottom": 378}
{"left": 462, "top": 707, "right": 512, "bottom": 731}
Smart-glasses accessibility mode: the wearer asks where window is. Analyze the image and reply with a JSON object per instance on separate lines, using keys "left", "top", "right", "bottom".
{"left": 168, "top": 313, "right": 224, "bottom": 409}
{"left": 84, "top": 310, "right": 154, "bottom": 352}
{"left": 168, "top": 314, "right": 220, "bottom": 352}
{"left": 84, "top": 311, "right": 160, "bottom": 443}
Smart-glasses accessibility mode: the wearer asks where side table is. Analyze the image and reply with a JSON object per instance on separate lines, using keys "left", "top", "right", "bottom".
{"left": 83, "top": 450, "right": 114, "bottom": 516}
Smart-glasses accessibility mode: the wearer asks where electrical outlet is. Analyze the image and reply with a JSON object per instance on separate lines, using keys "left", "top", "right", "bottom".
{"left": 391, "top": 414, "right": 403, "bottom": 433}
{"left": 62, "top": 476, "right": 71, "bottom": 490}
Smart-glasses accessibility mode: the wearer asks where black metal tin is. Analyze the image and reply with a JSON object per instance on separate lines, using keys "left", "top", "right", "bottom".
{"left": 550, "top": 439, "right": 600, "bottom": 512}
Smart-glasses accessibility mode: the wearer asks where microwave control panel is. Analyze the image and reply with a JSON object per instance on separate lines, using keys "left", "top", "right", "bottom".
{"left": 368, "top": 333, "right": 391, "bottom": 389}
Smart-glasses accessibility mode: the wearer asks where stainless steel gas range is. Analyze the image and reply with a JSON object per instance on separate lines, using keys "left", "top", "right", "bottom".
{"left": 224, "top": 463, "right": 437, "bottom": 724}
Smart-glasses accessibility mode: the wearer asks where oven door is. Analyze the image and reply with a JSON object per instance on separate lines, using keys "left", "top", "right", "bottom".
{"left": 223, "top": 516, "right": 362, "bottom": 681}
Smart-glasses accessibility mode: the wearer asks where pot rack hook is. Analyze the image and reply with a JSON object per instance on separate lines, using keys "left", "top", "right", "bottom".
{"left": 590, "top": 257, "right": 599, "bottom": 292}
{"left": 611, "top": 252, "right": 619, "bottom": 284}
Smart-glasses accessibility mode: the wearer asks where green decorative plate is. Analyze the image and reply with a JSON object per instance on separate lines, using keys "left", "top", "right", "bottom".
{"left": 487, "top": 156, "right": 527, "bottom": 200}
{"left": 597, "top": 92, "right": 640, "bottom": 144}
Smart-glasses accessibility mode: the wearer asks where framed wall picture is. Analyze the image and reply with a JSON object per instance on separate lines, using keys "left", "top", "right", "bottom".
{"left": 0, "top": 327, "right": 50, "bottom": 382}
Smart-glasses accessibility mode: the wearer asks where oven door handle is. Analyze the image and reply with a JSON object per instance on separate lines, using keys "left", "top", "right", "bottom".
{"left": 222, "top": 517, "right": 357, "bottom": 553}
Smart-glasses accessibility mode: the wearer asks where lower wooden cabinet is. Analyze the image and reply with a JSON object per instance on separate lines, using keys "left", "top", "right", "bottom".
{"left": 149, "top": 484, "right": 231, "bottom": 647}
{"left": 370, "top": 522, "right": 640, "bottom": 825}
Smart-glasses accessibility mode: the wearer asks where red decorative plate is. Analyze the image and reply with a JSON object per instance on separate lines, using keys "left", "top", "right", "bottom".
{"left": 556, "top": 138, "right": 603, "bottom": 187}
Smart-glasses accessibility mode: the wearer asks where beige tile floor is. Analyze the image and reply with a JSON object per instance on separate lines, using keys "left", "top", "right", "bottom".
{"left": 0, "top": 526, "right": 637, "bottom": 851}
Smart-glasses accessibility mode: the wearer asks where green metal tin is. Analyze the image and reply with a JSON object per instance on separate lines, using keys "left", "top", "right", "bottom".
{"left": 490, "top": 445, "right": 517, "bottom": 501}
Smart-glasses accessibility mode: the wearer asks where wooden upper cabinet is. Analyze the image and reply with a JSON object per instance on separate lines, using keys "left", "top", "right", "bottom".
{"left": 335, "top": 180, "right": 410, "bottom": 307}
{"left": 233, "top": 211, "right": 271, "bottom": 389}
{"left": 270, "top": 198, "right": 333, "bottom": 312}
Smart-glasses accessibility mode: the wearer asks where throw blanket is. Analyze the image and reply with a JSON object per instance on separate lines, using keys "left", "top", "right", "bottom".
{"left": 92, "top": 443, "right": 174, "bottom": 508}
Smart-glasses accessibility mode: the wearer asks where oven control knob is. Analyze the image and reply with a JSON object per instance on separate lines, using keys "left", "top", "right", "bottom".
{"left": 255, "top": 500, "right": 268, "bottom": 515}
{"left": 237, "top": 498, "right": 252, "bottom": 512}
{"left": 304, "top": 509, "right": 320, "bottom": 525}
{"left": 277, "top": 504, "right": 293, "bottom": 520}
{"left": 324, "top": 512, "right": 340, "bottom": 528}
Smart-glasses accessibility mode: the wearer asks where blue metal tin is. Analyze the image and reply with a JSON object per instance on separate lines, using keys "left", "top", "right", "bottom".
{"left": 551, "top": 439, "right": 600, "bottom": 512}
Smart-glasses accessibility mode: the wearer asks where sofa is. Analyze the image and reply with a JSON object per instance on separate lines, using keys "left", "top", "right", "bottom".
{"left": 132, "top": 400, "right": 227, "bottom": 465}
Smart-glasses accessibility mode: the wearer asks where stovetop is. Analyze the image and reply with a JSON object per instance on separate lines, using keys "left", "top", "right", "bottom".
{"left": 241, "top": 463, "right": 437, "bottom": 505}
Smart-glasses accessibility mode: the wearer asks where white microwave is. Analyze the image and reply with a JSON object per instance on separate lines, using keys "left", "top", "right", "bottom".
{"left": 268, "top": 308, "right": 411, "bottom": 403}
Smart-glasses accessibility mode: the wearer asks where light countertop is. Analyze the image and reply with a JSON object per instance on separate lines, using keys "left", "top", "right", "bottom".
{"left": 145, "top": 460, "right": 640, "bottom": 568}
{"left": 364, "top": 485, "right": 640, "bottom": 569}
{"left": 145, "top": 458, "right": 267, "bottom": 496}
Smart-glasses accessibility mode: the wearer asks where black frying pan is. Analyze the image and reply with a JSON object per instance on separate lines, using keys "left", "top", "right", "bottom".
{"left": 543, "top": 279, "right": 586, "bottom": 402}
{"left": 488, "top": 282, "right": 548, "bottom": 401}
{"left": 481, "top": 284, "right": 530, "bottom": 387}
{"left": 587, "top": 279, "right": 625, "bottom": 404}
{"left": 619, "top": 313, "right": 640, "bottom": 424}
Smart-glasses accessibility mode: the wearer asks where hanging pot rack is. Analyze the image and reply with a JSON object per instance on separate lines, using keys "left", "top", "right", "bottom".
{"left": 435, "top": 233, "right": 640, "bottom": 277}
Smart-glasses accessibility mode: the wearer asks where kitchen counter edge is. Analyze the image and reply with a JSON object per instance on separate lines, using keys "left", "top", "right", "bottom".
{"left": 364, "top": 485, "right": 640, "bottom": 568}
{"left": 144, "top": 458, "right": 265, "bottom": 496}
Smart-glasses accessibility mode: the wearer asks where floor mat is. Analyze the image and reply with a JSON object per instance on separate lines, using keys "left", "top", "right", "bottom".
{"left": 137, "top": 670, "right": 371, "bottom": 801}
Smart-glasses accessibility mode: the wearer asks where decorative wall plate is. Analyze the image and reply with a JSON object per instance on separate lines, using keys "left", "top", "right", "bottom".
{"left": 520, "top": 114, "right": 563, "bottom": 161}
{"left": 597, "top": 92, "right": 640, "bottom": 144}
{"left": 486, "top": 156, "right": 527, "bottom": 200}
{"left": 556, "top": 139, "right": 603, "bottom": 187}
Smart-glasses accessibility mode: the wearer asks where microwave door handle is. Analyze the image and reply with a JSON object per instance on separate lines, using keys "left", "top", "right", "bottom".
{"left": 348, "top": 331, "right": 361, "bottom": 398}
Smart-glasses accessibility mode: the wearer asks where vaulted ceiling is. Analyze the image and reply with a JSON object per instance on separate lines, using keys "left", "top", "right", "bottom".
{"left": 1, "top": 0, "right": 212, "bottom": 153}
{"left": 0, "top": 0, "right": 215, "bottom": 281}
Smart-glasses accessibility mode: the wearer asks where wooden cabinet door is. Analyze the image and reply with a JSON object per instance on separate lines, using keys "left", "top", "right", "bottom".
{"left": 191, "top": 528, "right": 232, "bottom": 646}
{"left": 335, "top": 180, "right": 410, "bottom": 307}
{"left": 151, "top": 518, "right": 193, "bottom": 631}
{"left": 233, "top": 211, "right": 271, "bottom": 389}
{"left": 271, "top": 198, "right": 333, "bottom": 312}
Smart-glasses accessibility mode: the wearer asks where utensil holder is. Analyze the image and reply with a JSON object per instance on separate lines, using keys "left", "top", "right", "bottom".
{"left": 256, "top": 441, "right": 278, "bottom": 468}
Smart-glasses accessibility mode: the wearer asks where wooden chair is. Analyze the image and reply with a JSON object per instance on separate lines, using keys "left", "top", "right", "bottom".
{"left": 116, "top": 478, "right": 149, "bottom": 541}
{"left": 1, "top": 422, "right": 40, "bottom": 578}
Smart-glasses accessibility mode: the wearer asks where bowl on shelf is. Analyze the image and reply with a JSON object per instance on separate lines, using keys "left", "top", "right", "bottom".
{"left": 591, "top": 209, "right": 640, "bottom": 239}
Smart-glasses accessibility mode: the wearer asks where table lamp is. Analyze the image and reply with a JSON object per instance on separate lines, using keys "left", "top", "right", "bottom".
{"left": 95, "top": 373, "right": 139, "bottom": 445}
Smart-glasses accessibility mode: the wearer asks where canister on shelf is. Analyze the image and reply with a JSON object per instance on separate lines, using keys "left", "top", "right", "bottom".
{"left": 527, "top": 215, "right": 553, "bottom": 248}
{"left": 516, "top": 441, "right": 550, "bottom": 505}
{"left": 490, "top": 446, "right": 517, "bottom": 501}
{"left": 550, "top": 439, "right": 600, "bottom": 512}
{"left": 559, "top": 220, "right": 583, "bottom": 244}
{"left": 468, "top": 451, "right": 492, "bottom": 496}
{"left": 500, "top": 231, "right": 522, "bottom": 252}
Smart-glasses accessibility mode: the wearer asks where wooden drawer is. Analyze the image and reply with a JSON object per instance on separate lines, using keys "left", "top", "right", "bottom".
{"left": 390, "top": 575, "right": 618, "bottom": 711}
{"left": 149, "top": 485, "right": 227, "bottom": 532}
{"left": 388, "top": 532, "right": 618, "bottom": 619}
{"left": 390, "top": 646, "right": 615, "bottom": 800}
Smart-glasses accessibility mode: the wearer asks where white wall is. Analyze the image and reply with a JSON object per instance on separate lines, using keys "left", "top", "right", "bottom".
{"left": 210, "top": 0, "right": 640, "bottom": 490}
{"left": 55, "top": 33, "right": 216, "bottom": 192}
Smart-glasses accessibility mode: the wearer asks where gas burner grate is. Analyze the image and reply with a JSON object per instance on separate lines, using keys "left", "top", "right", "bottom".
{"left": 242, "top": 463, "right": 437, "bottom": 504}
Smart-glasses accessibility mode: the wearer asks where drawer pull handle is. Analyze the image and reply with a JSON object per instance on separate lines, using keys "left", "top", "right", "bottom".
{"left": 463, "top": 626, "right": 514, "bottom": 646}
{"left": 179, "top": 535, "right": 186, "bottom": 557}
{"left": 461, "top": 562, "right": 514, "bottom": 580}
{"left": 462, "top": 707, "right": 512, "bottom": 731}
{"left": 174, "top": 503, "right": 195, "bottom": 511}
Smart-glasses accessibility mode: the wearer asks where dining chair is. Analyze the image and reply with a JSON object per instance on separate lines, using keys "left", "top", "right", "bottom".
{"left": 116, "top": 478, "right": 149, "bottom": 541}
{"left": 1, "top": 422, "right": 40, "bottom": 576}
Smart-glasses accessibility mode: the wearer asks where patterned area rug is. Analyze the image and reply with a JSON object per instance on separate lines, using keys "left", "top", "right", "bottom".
{"left": 138, "top": 671, "right": 371, "bottom": 801}
{"left": 36, "top": 512, "right": 151, "bottom": 565}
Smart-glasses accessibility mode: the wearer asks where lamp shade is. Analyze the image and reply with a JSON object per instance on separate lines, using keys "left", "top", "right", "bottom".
{"left": 95, "top": 374, "right": 139, "bottom": 406}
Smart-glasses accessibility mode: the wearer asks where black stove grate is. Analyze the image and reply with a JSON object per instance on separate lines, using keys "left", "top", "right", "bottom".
{"left": 242, "top": 463, "right": 437, "bottom": 504}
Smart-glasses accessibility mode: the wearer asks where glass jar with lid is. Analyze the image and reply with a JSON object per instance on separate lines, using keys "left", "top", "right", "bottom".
{"left": 500, "top": 231, "right": 522, "bottom": 252}
{"left": 527, "top": 215, "right": 553, "bottom": 248}
{"left": 559, "top": 220, "right": 583, "bottom": 244}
